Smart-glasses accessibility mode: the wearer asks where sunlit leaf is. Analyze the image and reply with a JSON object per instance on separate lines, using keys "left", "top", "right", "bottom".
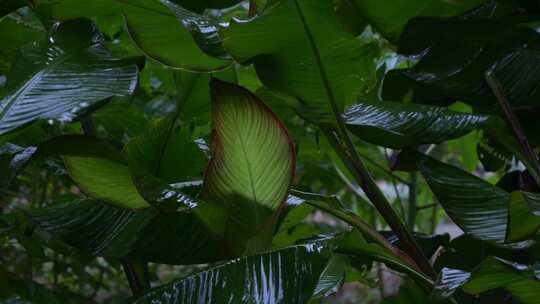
{"left": 202, "top": 79, "right": 295, "bottom": 253}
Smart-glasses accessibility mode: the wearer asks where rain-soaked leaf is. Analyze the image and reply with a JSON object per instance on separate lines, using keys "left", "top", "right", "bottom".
{"left": 134, "top": 241, "right": 332, "bottom": 304}
{"left": 343, "top": 100, "right": 488, "bottom": 149}
{"left": 0, "top": 18, "right": 138, "bottom": 136}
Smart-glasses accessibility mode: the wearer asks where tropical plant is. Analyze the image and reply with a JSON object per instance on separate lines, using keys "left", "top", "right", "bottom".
{"left": 2, "top": 0, "right": 540, "bottom": 303}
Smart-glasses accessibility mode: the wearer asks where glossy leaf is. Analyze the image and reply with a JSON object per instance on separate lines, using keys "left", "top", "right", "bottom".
{"left": 382, "top": 17, "right": 540, "bottom": 109}
{"left": 36, "top": 0, "right": 231, "bottom": 71}
{"left": 507, "top": 191, "right": 540, "bottom": 242}
{"left": 312, "top": 254, "right": 348, "bottom": 298}
{"left": 431, "top": 267, "right": 471, "bottom": 300}
{"left": 352, "top": 0, "right": 485, "bottom": 42}
{"left": 343, "top": 100, "right": 488, "bottom": 149}
{"left": 134, "top": 242, "right": 331, "bottom": 304}
{"left": 63, "top": 137, "right": 150, "bottom": 209}
{"left": 435, "top": 257, "right": 540, "bottom": 304}
{"left": 220, "top": 0, "right": 378, "bottom": 124}
{"left": 30, "top": 198, "right": 227, "bottom": 264}
{"left": 338, "top": 231, "right": 433, "bottom": 289}
{"left": 122, "top": 0, "right": 230, "bottom": 70}
{"left": 202, "top": 79, "right": 295, "bottom": 252}
{"left": 0, "top": 19, "right": 138, "bottom": 136}
{"left": 394, "top": 151, "right": 509, "bottom": 242}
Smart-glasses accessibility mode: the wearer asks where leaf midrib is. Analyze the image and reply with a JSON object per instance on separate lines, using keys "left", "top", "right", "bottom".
{"left": 236, "top": 124, "right": 260, "bottom": 223}
{"left": 291, "top": 0, "right": 342, "bottom": 123}
{"left": 0, "top": 41, "right": 98, "bottom": 124}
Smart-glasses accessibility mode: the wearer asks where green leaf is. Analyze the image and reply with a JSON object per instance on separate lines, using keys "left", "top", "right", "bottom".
{"left": 343, "top": 100, "right": 488, "bottom": 149}
{"left": 124, "top": 118, "right": 207, "bottom": 186}
{"left": 431, "top": 267, "right": 471, "bottom": 300}
{"left": 220, "top": 0, "right": 378, "bottom": 124}
{"left": 0, "top": 14, "right": 45, "bottom": 74}
{"left": 436, "top": 257, "right": 540, "bottom": 304}
{"left": 134, "top": 241, "right": 331, "bottom": 304}
{"left": 63, "top": 138, "right": 150, "bottom": 209}
{"left": 0, "top": 18, "right": 138, "bottom": 136}
{"left": 202, "top": 79, "right": 295, "bottom": 252}
{"left": 352, "top": 0, "right": 485, "bottom": 42}
{"left": 338, "top": 232, "right": 433, "bottom": 289}
{"left": 36, "top": 0, "right": 231, "bottom": 71}
{"left": 506, "top": 191, "right": 540, "bottom": 242}
{"left": 394, "top": 151, "right": 510, "bottom": 242}
{"left": 312, "top": 254, "right": 347, "bottom": 298}
{"left": 122, "top": 0, "right": 230, "bottom": 70}
{"left": 382, "top": 16, "right": 540, "bottom": 109}
{"left": 29, "top": 198, "right": 228, "bottom": 264}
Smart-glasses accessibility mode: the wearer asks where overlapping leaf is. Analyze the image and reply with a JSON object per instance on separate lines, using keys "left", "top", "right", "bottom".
{"left": 220, "top": 0, "right": 378, "bottom": 124}
{"left": 395, "top": 151, "right": 540, "bottom": 246}
{"left": 134, "top": 242, "right": 331, "bottom": 304}
{"left": 434, "top": 257, "right": 540, "bottom": 304}
{"left": 0, "top": 19, "right": 138, "bottom": 136}
{"left": 36, "top": 0, "right": 230, "bottom": 71}
{"left": 507, "top": 191, "right": 540, "bottom": 242}
{"left": 63, "top": 136, "right": 150, "bottom": 209}
{"left": 29, "top": 198, "right": 227, "bottom": 265}
{"left": 352, "top": 0, "right": 485, "bottom": 42}
{"left": 202, "top": 79, "right": 295, "bottom": 253}
{"left": 382, "top": 16, "right": 540, "bottom": 109}
{"left": 343, "top": 100, "right": 488, "bottom": 148}
{"left": 394, "top": 151, "right": 510, "bottom": 242}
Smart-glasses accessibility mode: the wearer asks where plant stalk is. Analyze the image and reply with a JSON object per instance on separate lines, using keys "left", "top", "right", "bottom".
{"left": 408, "top": 172, "right": 418, "bottom": 231}
{"left": 121, "top": 259, "right": 150, "bottom": 298}
{"left": 485, "top": 70, "right": 540, "bottom": 187}
{"left": 323, "top": 129, "right": 435, "bottom": 278}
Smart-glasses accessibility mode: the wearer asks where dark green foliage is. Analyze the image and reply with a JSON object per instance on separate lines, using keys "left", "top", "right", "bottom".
{"left": 3, "top": 0, "right": 540, "bottom": 303}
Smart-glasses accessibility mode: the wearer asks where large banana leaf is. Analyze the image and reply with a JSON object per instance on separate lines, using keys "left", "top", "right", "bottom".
{"left": 134, "top": 241, "right": 332, "bottom": 304}
{"left": 394, "top": 151, "right": 510, "bottom": 242}
{"left": 35, "top": 0, "right": 230, "bottom": 71}
{"left": 220, "top": 0, "right": 378, "bottom": 124}
{"left": 0, "top": 19, "right": 138, "bottom": 136}
{"left": 343, "top": 100, "right": 488, "bottom": 149}
{"left": 396, "top": 151, "right": 540, "bottom": 246}
{"left": 202, "top": 79, "right": 295, "bottom": 253}
{"left": 29, "top": 198, "right": 228, "bottom": 265}
{"left": 352, "top": 0, "right": 485, "bottom": 42}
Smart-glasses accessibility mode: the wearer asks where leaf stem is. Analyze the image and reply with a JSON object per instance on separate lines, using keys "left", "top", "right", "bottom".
{"left": 80, "top": 115, "right": 96, "bottom": 136}
{"left": 485, "top": 70, "right": 540, "bottom": 187}
{"left": 291, "top": 189, "right": 395, "bottom": 253}
{"left": 408, "top": 172, "right": 418, "bottom": 231}
{"left": 292, "top": 0, "right": 434, "bottom": 279}
{"left": 323, "top": 129, "right": 435, "bottom": 278}
{"left": 121, "top": 259, "right": 149, "bottom": 298}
